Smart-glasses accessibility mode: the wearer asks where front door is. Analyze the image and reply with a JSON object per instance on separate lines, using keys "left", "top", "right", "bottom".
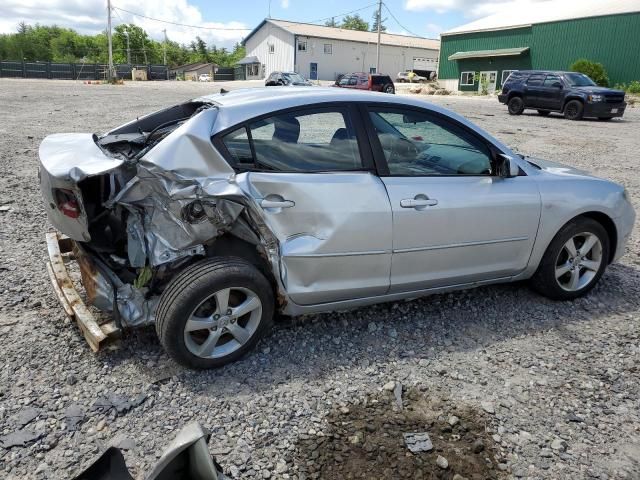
{"left": 364, "top": 106, "right": 541, "bottom": 292}
{"left": 309, "top": 62, "right": 318, "bottom": 80}
{"left": 219, "top": 104, "right": 392, "bottom": 305}
{"left": 478, "top": 71, "right": 497, "bottom": 93}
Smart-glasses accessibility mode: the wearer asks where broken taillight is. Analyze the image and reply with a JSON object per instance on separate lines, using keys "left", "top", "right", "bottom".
{"left": 54, "top": 188, "right": 80, "bottom": 219}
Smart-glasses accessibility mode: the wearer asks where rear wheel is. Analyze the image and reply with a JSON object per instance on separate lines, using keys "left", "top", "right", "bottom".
{"left": 507, "top": 96, "right": 524, "bottom": 115}
{"left": 156, "top": 257, "right": 274, "bottom": 369}
{"left": 537, "top": 110, "right": 550, "bottom": 116}
{"left": 530, "top": 217, "right": 609, "bottom": 300}
{"left": 564, "top": 100, "right": 584, "bottom": 120}
{"left": 384, "top": 84, "right": 395, "bottom": 94}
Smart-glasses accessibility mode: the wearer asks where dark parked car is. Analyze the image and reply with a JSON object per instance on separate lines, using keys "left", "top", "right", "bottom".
{"left": 334, "top": 73, "right": 395, "bottom": 94}
{"left": 498, "top": 70, "right": 626, "bottom": 120}
{"left": 265, "top": 71, "right": 312, "bottom": 86}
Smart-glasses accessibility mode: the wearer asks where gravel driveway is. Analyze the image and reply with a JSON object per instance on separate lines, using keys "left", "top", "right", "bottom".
{"left": 1, "top": 79, "right": 639, "bottom": 480}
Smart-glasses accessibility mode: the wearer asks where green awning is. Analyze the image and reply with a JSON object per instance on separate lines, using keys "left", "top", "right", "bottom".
{"left": 448, "top": 47, "right": 529, "bottom": 61}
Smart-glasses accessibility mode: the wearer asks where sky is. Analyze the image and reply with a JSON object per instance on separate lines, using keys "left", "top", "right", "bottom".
{"left": 0, "top": 0, "right": 556, "bottom": 47}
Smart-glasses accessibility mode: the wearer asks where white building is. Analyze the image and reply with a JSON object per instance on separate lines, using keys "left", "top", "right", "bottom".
{"left": 241, "top": 19, "right": 440, "bottom": 81}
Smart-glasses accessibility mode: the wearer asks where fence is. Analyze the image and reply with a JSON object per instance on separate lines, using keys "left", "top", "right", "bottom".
{"left": 0, "top": 61, "right": 168, "bottom": 80}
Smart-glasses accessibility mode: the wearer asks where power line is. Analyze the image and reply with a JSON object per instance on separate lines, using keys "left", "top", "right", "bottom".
{"left": 112, "top": 6, "right": 252, "bottom": 30}
{"left": 382, "top": 2, "right": 427, "bottom": 38}
{"left": 304, "top": 3, "right": 377, "bottom": 25}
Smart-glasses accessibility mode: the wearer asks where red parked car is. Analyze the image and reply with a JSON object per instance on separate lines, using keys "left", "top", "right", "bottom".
{"left": 333, "top": 72, "right": 395, "bottom": 94}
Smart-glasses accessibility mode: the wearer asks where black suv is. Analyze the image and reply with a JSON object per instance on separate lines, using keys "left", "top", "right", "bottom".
{"left": 498, "top": 70, "right": 626, "bottom": 120}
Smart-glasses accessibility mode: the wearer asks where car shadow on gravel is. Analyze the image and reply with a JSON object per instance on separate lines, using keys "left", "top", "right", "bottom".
{"left": 96, "top": 263, "right": 640, "bottom": 390}
{"left": 291, "top": 387, "right": 506, "bottom": 479}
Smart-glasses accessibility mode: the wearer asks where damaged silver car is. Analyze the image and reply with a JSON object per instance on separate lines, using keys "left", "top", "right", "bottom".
{"left": 40, "top": 87, "right": 635, "bottom": 368}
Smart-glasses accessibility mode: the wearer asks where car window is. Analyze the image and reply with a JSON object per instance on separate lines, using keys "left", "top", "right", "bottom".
{"left": 526, "top": 74, "right": 545, "bottom": 86}
{"left": 543, "top": 75, "right": 561, "bottom": 87}
{"left": 349, "top": 76, "right": 358, "bottom": 85}
{"left": 338, "top": 76, "right": 350, "bottom": 85}
{"left": 221, "top": 108, "right": 363, "bottom": 172}
{"left": 367, "top": 108, "right": 493, "bottom": 176}
{"left": 221, "top": 127, "right": 253, "bottom": 165}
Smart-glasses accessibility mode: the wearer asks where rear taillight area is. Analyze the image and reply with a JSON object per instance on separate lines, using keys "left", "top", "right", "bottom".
{"left": 53, "top": 188, "right": 81, "bottom": 219}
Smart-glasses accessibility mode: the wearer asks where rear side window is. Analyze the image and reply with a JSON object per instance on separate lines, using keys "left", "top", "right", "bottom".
{"left": 371, "top": 76, "right": 389, "bottom": 85}
{"left": 220, "top": 107, "right": 364, "bottom": 172}
{"left": 526, "top": 74, "right": 545, "bottom": 86}
{"left": 543, "top": 74, "right": 561, "bottom": 86}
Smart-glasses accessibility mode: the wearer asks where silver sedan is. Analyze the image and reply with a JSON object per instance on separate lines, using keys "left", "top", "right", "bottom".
{"left": 39, "top": 87, "right": 635, "bottom": 368}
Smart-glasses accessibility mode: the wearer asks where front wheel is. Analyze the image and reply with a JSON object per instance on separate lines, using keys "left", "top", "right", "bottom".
{"left": 530, "top": 218, "right": 609, "bottom": 300}
{"left": 156, "top": 258, "right": 274, "bottom": 369}
{"left": 564, "top": 100, "right": 584, "bottom": 120}
{"left": 507, "top": 96, "right": 524, "bottom": 115}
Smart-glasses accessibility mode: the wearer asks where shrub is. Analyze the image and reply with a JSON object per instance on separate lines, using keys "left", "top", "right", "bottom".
{"left": 614, "top": 81, "right": 640, "bottom": 94}
{"left": 569, "top": 59, "right": 609, "bottom": 86}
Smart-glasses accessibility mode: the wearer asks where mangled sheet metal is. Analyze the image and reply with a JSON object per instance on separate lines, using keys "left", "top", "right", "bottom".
{"left": 41, "top": 99, "right": 285, "bottom": 333}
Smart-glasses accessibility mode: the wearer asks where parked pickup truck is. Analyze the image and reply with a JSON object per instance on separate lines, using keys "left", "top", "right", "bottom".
{"left": 498, "top": 70, "right": 626, "bottom": 120}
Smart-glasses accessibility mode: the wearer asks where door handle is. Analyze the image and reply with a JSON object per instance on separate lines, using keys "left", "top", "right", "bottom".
{"left": 260, "top": 199, "right": 295, "bottom": 209}
{"left": 400, "top": 198, "right": 438, "bottom": 208}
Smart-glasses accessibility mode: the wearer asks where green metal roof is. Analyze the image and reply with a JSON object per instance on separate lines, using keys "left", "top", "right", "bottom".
{"left": 448, "top": 47, "right": 529, "bottom": 61}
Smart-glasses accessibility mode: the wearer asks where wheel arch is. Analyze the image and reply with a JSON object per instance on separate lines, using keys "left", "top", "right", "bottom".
{"left": 577, "top": 211, "right": 617, "bottom": 263}
{"left": 562, "top": 96, "right": 584, "bottom": 111}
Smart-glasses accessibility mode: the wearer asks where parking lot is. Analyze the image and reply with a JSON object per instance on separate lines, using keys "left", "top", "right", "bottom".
{"left": 0, "top": 79, "right": 639, "bottom": 479}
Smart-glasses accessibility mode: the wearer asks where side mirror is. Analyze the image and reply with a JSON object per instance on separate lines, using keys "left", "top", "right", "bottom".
{"left": 495, "top": 154, "right": 519, "bottom": 178}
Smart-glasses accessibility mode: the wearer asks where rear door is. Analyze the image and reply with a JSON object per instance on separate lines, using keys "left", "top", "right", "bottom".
{"left": 523, "top": 73, "right": 546, "bottom": 107}
{"left": 217, "top": 104, "right": 393, "bottom": 305}
{"left": 363, "top": 105, "right": 541, "bottom": 292}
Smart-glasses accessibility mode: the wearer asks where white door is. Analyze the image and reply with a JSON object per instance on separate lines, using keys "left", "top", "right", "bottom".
{"left": 478, "top": 71, "right": 498, "bottom": 93}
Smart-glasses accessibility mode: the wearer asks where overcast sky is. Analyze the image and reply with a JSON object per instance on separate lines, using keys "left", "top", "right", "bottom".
{"left": 0, "top": 0, "right": 555, "bottom": 47}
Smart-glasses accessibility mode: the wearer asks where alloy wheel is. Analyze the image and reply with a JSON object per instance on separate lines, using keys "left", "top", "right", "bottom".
{"left": 183, "top": 287, "right": 263, "bottom": 359}
{"left": 554, "top": 232, "right": 603, "bottom": 292}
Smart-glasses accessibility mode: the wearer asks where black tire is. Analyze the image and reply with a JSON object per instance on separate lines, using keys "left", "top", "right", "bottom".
{"left": 156, "top": 257, "right": 274, "bottom": 369}
{"left": 384, "top": 84, "right": 395, "bottom": 94}
{"left": 564, "top": 100, "right": 584, "bottom": 120}
{"left": 537, "top": 110, "right": 550, "bottom": 116}
{"left": 530, "top": 217, "right": 610, "bottom": 301}
{"left": 507, "top": 96, "right": 524, "bottom": 115}
{"left": 598, "top": 117, "right": 613, "bottom": 121}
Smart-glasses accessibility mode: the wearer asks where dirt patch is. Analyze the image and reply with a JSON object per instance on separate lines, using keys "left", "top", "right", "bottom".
{"left": 294, "top": 388, "right": 507, "bottom": 479}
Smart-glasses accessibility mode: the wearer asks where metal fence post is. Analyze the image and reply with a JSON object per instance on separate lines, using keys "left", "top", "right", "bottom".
{"left": 22, "top": 61, "right": 26, "bottom": 78}
{"left": 47, "top": 61, "right": 51, "bottom": 79}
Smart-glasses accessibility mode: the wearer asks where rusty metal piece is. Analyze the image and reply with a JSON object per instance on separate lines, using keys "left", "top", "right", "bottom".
{"left": 45, "top": 232, "right": 120, "bottom": 351}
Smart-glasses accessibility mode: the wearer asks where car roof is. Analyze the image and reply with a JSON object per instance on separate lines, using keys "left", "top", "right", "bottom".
{"left": 195, "top": 87, "right": 511, "bottom": 152}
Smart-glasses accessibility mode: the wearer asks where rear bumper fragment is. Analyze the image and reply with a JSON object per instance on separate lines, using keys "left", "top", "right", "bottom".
{"left": 45, "top": 232, "right": 120, "bottom": 351}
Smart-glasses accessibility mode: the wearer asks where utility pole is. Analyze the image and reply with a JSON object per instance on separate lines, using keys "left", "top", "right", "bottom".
{"left": 124, "top": 30, "right": 131, "bottom": 64}
{"left": 375, "top": 0, "right": 382, "bottom": 73}
{"left": 107, "top": 0, "right": 114, "bottom": 80}
{"left": 162, "top": 29, "right": 168, "bottom": 65}
{"left": 268, "top": 0, "right": 272, "bottom": 18}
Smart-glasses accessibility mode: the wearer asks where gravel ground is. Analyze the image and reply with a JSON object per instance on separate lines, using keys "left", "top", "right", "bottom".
{"left": 1, "top": 79, "right": 639, "bottom": 480}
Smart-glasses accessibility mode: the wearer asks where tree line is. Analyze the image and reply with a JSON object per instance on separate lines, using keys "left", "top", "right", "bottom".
{"left": 325, "top": 13, "right": 387, "bottom": 32}
{"left": 0, "top": 22, "right": 246, "bottom": 67}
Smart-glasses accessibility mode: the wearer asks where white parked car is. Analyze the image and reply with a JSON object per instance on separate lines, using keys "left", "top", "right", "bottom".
{"left": 39, "top": 88, "right": 635, "bottom": 368}
{"left": 198, "top": 74, "right": 211, "bottom": 82}
{"left": 396, "top": 71, "right": 428, "bottom": 83}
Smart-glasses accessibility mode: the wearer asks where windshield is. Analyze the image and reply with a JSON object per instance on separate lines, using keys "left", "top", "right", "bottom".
{"left": 564, "top": 73, "right": 596, "bottom": 87}
{"left": 284, "top": 73, "right": 307, "bottom": 83}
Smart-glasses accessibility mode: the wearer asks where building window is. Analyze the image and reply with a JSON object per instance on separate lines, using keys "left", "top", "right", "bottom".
{"left": 268, "top": 44, "right": 274, "bottom": 54}
{"left": 369, "top": 67, "right": 376, "bottom": 74}
{"left": 324, "top": 44, "right": 332, "bottom": 54}
{"left": 297, "top": 40, "right": 307, "bottom": 52}
{"left": 501, "top": 70, "right": 515, "bottom": 84}
{"left": 460, "top": 71, "right": 475, "bottom": 85}
{"left": 247, "top": 64, "right": 259, "bottom": 77}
